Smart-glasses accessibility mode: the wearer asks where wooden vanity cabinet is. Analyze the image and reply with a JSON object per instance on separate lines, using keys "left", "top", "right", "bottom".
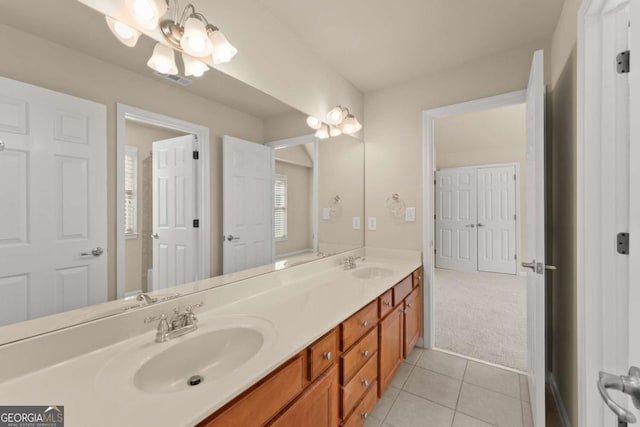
{"left": 403, "top": 287, "right": 421, "bottom": 358}
{"left": 378, "top": 303, "right": 404, "bottom": 397}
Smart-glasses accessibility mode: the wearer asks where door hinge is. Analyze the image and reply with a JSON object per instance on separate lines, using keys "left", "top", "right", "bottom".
{"left": 514, "top": 254, "right": 517, "bottom": 260}
{"left": 193, "top": 219, "right": 200, "bottom": 228}
{"left": 514, "top": 214, "right": 517, "bottom": 221}
{"left": 617, "top": 232, "right": 629, "bottom": 255}
{"left": 434, "top": 249, "right": 437, "bottom": 255}
{"left": 617, "top": 50, "right": 630, "bottom": 73}
{"left": 513, "top": 173, "right": 516, "bottom": 180}
{"left": 193, "top": 150, "right": 199, "bottom": 160}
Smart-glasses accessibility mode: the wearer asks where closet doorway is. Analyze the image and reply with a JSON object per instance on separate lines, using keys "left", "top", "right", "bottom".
{"left": 435, "top": 163, "right": 520, "bottom": 275}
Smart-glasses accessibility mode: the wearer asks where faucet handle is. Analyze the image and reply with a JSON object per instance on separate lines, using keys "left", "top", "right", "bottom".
{"left": 186, "top": 301, "right": 204, "bottom": 311}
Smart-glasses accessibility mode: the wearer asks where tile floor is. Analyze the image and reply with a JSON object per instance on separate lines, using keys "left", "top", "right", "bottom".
{"left": 365, "top": 348, "right": 533, "bottom": 427}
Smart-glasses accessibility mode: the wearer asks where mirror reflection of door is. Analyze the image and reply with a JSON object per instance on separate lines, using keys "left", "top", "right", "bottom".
{"left": 123, "top": 120, "right": 195, "bottom": 296}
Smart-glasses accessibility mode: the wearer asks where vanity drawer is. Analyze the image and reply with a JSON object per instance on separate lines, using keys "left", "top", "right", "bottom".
{"left": 378, "top": 289, "right": 394, "bottom": 318}
{"left": 341, "top": 301, "right": 377, "bottom": 351}
{"left": 341, "top": 381, "right": 378, "bottom": 427}
{"left": 341, "top": 326, "right": 378, "bottom": 384}
{"left": 393, "top": 275, "right": 413, "bottom": 306}
{"left": 412, "top": 267, "right": 423, "bottom": 288}
{"left": 202, "top": 355, "right": 304, "bottom": 427}
{"left": 341, "top": 352, "right": 378, "bottom": 419}
{"left": 308, "top": 328, "right": 339, "bottom": 381}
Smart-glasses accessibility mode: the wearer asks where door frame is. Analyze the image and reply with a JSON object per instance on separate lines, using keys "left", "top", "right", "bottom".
{"left": 577, "top": 0, "right": 632, "bottom": 425}
{"left": 436, "top": 162, "right": 521, "bottom": 275}
{"left": 265, "top": 134, "right": 320, "bottom": 258}
{"left": 116, "top": 103, "right": 211, "bottom": 299}
{"left": 421, "top": 90, "right": 527, "bottom": 347}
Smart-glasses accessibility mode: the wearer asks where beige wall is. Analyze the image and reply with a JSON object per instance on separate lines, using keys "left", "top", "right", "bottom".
{"left": 124, "top": 122, "right": 185, "bottom": 294}
{"left": 275, "top": 145, "right": 313, "bottom": 168}
{"left": 275, "top": 160, "right": 313, "bottom": 256}
{"left": 547, "top": 0, "right": 582, "bottom": 423}
{"left": 363, "top": 40, "right": 550, "bottom": 252}
{"left": 264, "top": 111, "right": 314, "bottom": 143}
{"left": 0, "top": 24, "right": 265, "bottom": 300}
{"left": 434, "top": 104, "right": 527, "bottom": 267}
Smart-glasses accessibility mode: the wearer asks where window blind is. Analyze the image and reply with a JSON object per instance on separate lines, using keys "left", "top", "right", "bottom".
{"left": 124, "top": 146, "right": 138, "bottom": 236}
{"left": 274, "top": 175, "right": 287, "bottom": 241}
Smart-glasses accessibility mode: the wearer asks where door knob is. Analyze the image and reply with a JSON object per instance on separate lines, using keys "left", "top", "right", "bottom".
{"left": 598, "top": 367, "right": 640, "bottom": 424}
{"left": 80, "top": 247, "right": 103, "bottom": 257}
{"left": 0, "top": 140, "right": 5, "bottom": 152}
{"left": 545, "top": 265, "right": 558, "bottom": 271}
{"left": 226, "top": 235, "right": 240, "bottom": 241}
{"left": 151, "top": 233, "right": 159, "bottom": 239}
{"left": 521, "top": 261, "right": 536, "bottom": 271}
{"left": 477, "top": 223, "right": 485, "bottom": 227}
{"left": 465, "top": 224, "right": 476, "bottom": 228}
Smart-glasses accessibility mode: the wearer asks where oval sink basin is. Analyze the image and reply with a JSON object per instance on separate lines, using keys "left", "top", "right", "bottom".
{"left": 352, "top": 267, "right": 394, "bottom": 279}
{"left": 134, "top": 327, "right": 264, "bottom": 394}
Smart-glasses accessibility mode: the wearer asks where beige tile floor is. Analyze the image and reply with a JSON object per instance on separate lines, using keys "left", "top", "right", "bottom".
{"left": 364, "top": 348, "right": 533, "bottom": 427}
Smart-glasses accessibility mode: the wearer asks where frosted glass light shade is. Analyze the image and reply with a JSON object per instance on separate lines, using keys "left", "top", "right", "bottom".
{"left": 183, "top": 54, "right": 209, "bottom": 77}
{"left": 180, "top": 17, "right": 213, "bottom": 57}
{"left": 329, "top": 125, "right": 342, "bottom": 137}
{"left": 315, "top": 124, "right": 330, "bottom": 139}
{"left": 147, "top": 43, "right": 178, "bottom": 75}
{"left": 341, "top": 115, "right": 362, "bottom": 134}
{"left": 210, "top": 30, "right": 238, "bottom": 64}
{"left": 306, "top": 116, "right": 322, "bottom": 130}
{"left": 326, "top": 106, "right": 345, "bottom": 125}
{"left": 124, "top": 0, "right": 167, "bottom": 30}
{"left": 105, "top": 16, "right": 141, "bottom": 47}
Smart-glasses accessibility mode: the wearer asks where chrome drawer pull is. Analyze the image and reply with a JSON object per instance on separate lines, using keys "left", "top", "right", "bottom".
{"left": 323, "top": 351, "right": 332, "bottom": 361}
{"left": 384, "top": 301, "right": 392, "bottom": 307}
{"left": 361, "top": 379, "right": 369, "bottom": 387}
{"left": 361, "top": 320, "right": 369, "bottom": 328}
{"left": 361, "top": 350, "right": 369, "bottom": 358}
{"left": 361, "top": 412, "right": 368, "bottom": 420}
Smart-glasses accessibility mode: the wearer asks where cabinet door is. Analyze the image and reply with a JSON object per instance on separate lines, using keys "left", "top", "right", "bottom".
{"left": 378, "top": 305, "right": 404, "bottom": 397}
{"left": 270, "top": 364, "right": 339, "bottom": 427}
{"left": 404, "top": 287, "right": 421, "bottom": 358}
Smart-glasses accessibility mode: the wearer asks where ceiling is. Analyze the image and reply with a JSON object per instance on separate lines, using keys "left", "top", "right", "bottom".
{"left": 0, "top": 0, "right": 297, "bottom": 119}
{"left": 261, "top": 0, "right": 564, "bottom": 92}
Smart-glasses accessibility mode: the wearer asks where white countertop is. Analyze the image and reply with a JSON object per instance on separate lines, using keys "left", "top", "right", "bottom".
{"left": 0, "top": 248, "right": 421, "bottom": 427}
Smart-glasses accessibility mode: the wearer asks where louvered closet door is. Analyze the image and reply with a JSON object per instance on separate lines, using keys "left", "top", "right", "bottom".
{"left": 435, "top": 167, "right": 478, "bottom": 272}
{"left": 0, "top": 77, "right": 107, "bottom": 326}
{"left": 477, "top": 165, "right": 518, "bottom": 274}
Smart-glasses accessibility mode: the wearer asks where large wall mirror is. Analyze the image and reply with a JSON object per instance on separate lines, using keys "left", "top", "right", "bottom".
{"left": 0, "top": 0, "right": 364, "bottom": 344}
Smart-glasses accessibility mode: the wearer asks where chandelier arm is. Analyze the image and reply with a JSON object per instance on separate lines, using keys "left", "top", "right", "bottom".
{"left": 178, "top": 4, "right": 197, "bottom": 26}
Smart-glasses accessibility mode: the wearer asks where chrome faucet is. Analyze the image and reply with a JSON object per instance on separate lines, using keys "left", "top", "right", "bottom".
{"left": 343, "top": 256, "right": 362, "bottom": 270}
{"left": 144, "top": 302, "right": 204, "bottom": 343}
{"left": 136, "top": 293, "right": 158, "bottom": 305}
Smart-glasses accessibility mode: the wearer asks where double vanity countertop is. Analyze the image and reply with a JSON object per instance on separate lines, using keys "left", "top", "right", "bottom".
{"left": 0, "top": 248, "right": 421, "bottom": 427}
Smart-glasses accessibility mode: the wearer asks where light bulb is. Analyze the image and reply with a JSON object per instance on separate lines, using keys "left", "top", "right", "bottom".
{"left": 125, "top": 0, "right": 167, "bottom": 30}
{"left": 183, "top": 54, "right": 209, "bottom": 77}
{"left": 180, "top": 17, "right": 213, "bottom": 57}
{"left": 314, "top": 124, "right": 330, "bottom": 139}
{"left": 147, "top": 43, "right": 178, "bottom": 75}
{"left": 105, "top": 16, "right": 141, "bottom": 48}
{"left": 329, "top": 125, "right": 342, "bottom": 137}
{"left": 326, "top": 106, "right": 345, "bottom": 125}
{"left": 210, "top": 29, "right": 238, "bottom": 64}
{"left": 341, "top": 115, "right": 362, "bottom": 134}
{"left": 306, "top": 116, "right": 322, "bottom": 130}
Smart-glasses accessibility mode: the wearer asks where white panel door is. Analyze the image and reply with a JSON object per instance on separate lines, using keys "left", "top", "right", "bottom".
{"left": 222, "top": 136, "right": 273, "bottom": 274}
{"left": 524, "top": 50, "right": 546, "bottom": 426}
{"left": 435, "top": 167, "right": 477, "bottom": 272}
{"left": 477, "top": 165, "right": 517, "bottom": 274}
{"left": 0, "top": 77, "right": 107, "bottom": 326}
{"left": 152, "top": 135, "right": 198, "bottom": 290}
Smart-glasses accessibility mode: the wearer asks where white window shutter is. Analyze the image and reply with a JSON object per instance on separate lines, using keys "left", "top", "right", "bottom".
{"left": 273, "top": 175, "right": 287, "bottom": 241}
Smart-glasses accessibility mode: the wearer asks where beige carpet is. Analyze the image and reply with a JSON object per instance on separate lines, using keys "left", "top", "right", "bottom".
{"left": 434, "top": 268, "right": 527, "bottom": 371}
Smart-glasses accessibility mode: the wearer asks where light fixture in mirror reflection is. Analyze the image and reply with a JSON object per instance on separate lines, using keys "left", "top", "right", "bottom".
{"left": 0, "top": 0, "right": 363, "bottom": 344}
{"left": 105, "top": 0, "right": 237, "bottom": 78}
{"left": 307, "top": 105, "right": 362, "bottom": 140}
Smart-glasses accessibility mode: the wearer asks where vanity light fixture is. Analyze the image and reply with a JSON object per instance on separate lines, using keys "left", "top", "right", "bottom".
{"left": 105, "top": 16, "right": 141, "bottom": 47}
{"left": 106, "top": 1, "right": 237, "bottom": 78}
{"left": 306, "top": 106, "right": 362, "bottom": 137}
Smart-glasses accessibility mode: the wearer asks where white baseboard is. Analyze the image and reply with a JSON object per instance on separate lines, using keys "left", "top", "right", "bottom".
{"left": 548, "top": 372, "right": 572, "bottom": 427}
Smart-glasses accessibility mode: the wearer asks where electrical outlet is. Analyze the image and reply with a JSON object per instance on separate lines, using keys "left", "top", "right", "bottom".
{"left": 405, "top": 207, "right": 416, "bottom": 222}
{"left": 322, "top": 207, "right": 331, "bottom": 220}
{"left": 352, "top": 217, "right": 361, "bottom": 230}
{"left": 368, "top": 217, "right": 377, "bottom": 230}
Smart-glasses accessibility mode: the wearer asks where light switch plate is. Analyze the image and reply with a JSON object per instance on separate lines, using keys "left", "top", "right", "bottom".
{"left": 405, "top": 207, "right": 416, "bottom": 222}
{"left": 352, "top": 216, "right": 361, "bottom": 230}
{"left": 322, "top": 207, "right": 331, "bottom": 220}
{"left": 368, "top": 217, "right": 377, "bottom": 231}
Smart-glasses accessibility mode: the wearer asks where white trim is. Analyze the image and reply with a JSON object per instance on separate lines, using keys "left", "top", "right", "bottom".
{"left": 422, "top": 90, "right": 527, "bottom": 348}
{"left": 116, "top": 104, "right": 211, "bottom": 300}
{"left": 267, "top": 134, "right": 320, "bottom": 253}
{"left": 549, "top": 372, "right": 572, "bottom": 427}
{"left": 577, "top": 1, "right": 632, "bottom": 426}
{"left": 274, "top": 248, "right": 315, "bottom": 260}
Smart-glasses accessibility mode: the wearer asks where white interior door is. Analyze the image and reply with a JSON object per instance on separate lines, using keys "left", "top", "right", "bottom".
{"left": 524, "top": 50, "right": 546, "bottom": 426}
{"left": 0, "top": 77, "right": 107, "bottom": 326}
{"left": 435, "top": 167, "right": 478, "bottom": 272}
{"left": 152, "top": 135, "right": 198, "bottom": 290}
{"left": 223, "top": 136, "right": 273, "bottom": 274}
{"left": 477, "top": 165, "right": 518, "bottom": 274}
